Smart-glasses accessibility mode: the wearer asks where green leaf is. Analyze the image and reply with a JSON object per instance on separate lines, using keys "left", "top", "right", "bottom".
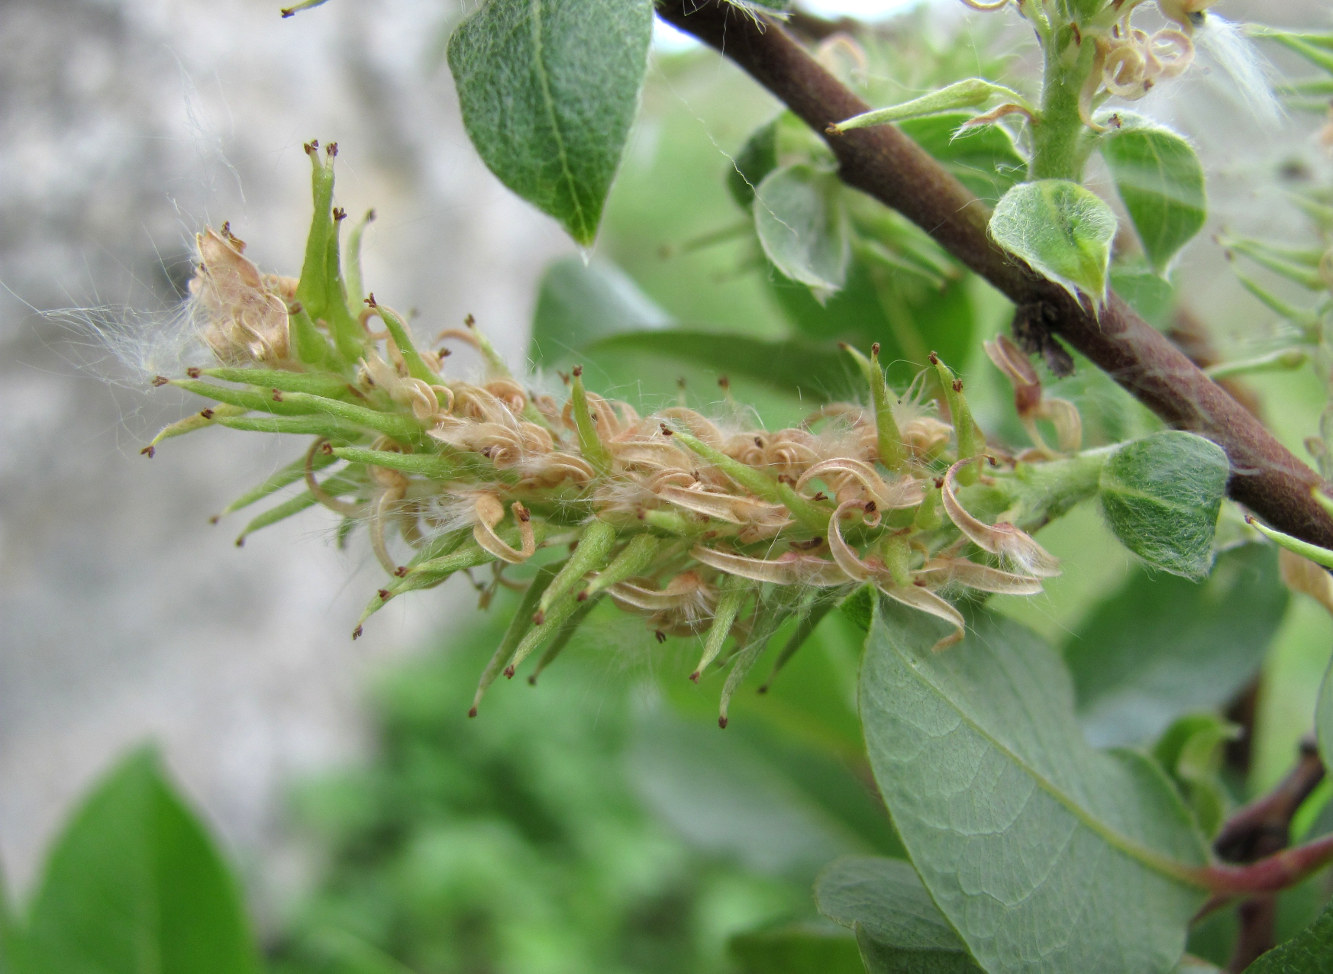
{"left": 581, "top": 329, "right": 848, "bottom": 396}
{"left": 727, "top": 118, "right": 780, "bottom": 209}
{"left": 1151, "top": 714, "right": 1240, "bottom": 837}
{"left": 830, "top": 78, "right": 1032, "bottom": 133}
{"left": 1247, "top": 898, "right": 1333, "bottom": 973}
{"left": 817, "top": 857, "right": 984, "bottom": 973}
{"left": 766, "top": 255, "right": 977, "bottom": 384}
{"left": 1318, "top": 653, "right": 1333, "bottom": 774}
{"left": 446, "top": 0, "right": 653, "bottom": 245}
{"left": 25, "top": 748, "right": 260, "bottom": 974}
{"left": 897, "top": 112, "right": 1025, "bottom": 202}
{"left": 1065, "top": 543, "right": 1288, "bottom": 748}
{"left": 1100, "top": 118, "right": 1206, "bottom": 275}
{"left": 754, "top": 164, "right": 850, "bottom": 302}
{"left": 861, "top": 599, "right": 1209, "bottom": 974}
{"left": 1099, "top": 431, "right": 1230, "bottom": 579}
{"left": 728, "top": 920, "right": 864, "bottom": 974}
{"left": 989, "top": 179, "right": 1117, "bottom": 305}
{"left": 528, "top": 256, "right": 670, "bottom": 365}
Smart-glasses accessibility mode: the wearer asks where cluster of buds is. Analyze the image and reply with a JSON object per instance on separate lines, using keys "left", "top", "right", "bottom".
{"left": 145, "top": 144, "right": 1091, "bottom": 726}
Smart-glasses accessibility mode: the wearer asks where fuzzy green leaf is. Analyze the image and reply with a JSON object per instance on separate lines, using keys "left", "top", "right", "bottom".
{"left": 1246, "top": 897, "right": 1333, "bottom": 973}
{"left": 1099, "top": 431, "right": 1230, "bottom": 579}
{"left": 447, "top": 0, "right": 653, "bottom": 244}
{"left": 897, "top": 112, "right": 1025, "bottom": 203}
{"left": 24, "top": 748, "right": 260, "bottom": 974}
{"left": 831, "top": 78, "right": 1030, "bottom": 133}
{"left": 989, "top": 179, "right": 1117, "bottom": 304}
{"left": 860, "top": 599, "right": 1209, "bottom": 974}
{"left": 754, "top": 164, "right": 850, "bottom": 302}
{"left": 1065, "top": 544, "right": 1287, "bottom": 748}
{"left": 1101, "top": 119, "right": 1206, "bottom": 275}
{"left": 817, "top": 857, "right": 984, "bottom": 973}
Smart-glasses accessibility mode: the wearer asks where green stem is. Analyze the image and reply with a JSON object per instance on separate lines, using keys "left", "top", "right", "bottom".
{"left": 1029, "top": 22, "right": 1097, "bottom": 182}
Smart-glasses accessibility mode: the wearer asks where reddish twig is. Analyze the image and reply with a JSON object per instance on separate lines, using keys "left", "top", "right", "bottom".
{"left": 655, "top": 0, "right": 1333, "bottom": 551}
{"left": 1203, "top": 738, "right": 1326, "bottom": 971}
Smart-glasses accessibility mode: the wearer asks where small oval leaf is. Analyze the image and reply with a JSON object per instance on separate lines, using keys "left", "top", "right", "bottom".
{"left": 989, "top": 179, "right": 1117, "bottom": 305}
{"left": 1101, "top": 118, "right": 1206, "bottom": 275}
{"left": 1099, "top": 431, "right": 1230, "bottom": 579}
{"left": 754, "top": 164, "right": 850, "bottom": 303}
{"left": 447, "top": 0, "right": 653, "bottom": 245}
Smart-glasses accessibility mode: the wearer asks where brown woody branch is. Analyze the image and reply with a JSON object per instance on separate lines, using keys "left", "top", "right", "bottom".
{"left": 655, "top": 0, "right": 1333, "bottom": 551}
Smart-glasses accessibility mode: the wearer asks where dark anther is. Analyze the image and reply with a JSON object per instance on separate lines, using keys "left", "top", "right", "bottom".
{"left": 187, "top": 366, "right": 201, "bottom": 378}
{"left": 364, "top": 293, "right": 378, "bottom": 307}
{"left": 378, "top": 588, "right": 391, "bottom": 601}
{"left": 871, "top": 341, "right": 881, "bottom": 356}
{"left": 140, "top": 445, "right": 156, "bottom": 458}
{"left": 152, "top": 375, "right": 169, "bottom": 387}
{"left": 952, "top": 379, "right": 963, "bottom": 393}
{"left": 660, "top": 423, "right": 674, "bottom": 436}
{"left": 333, "top": 206, "right": 347, "bottom": 221}
{"left": 573, "top": 364, "right": 583, "bottom": 377}
{"left": 200, "top": 409, "right": 214, "bottom": 419}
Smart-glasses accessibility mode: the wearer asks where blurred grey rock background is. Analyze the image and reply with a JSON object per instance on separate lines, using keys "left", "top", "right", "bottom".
{"left": 0, "top": 0, "right": 568, "bottom": 903}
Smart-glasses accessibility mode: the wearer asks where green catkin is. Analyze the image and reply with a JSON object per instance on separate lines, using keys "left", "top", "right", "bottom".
{"left": 538, "top": 519, "right": 617, "bottom": 616}
{"left": 718, "top": 597, "right": 794, "bottom": 728}
{"left": 234, "top": 474, "right": 364, "bottom": 545}
{"left": 217, "top": 449, "right": 340, "bottom": 516}
{"left": 932, "top": 353, "right": 981, "bottom": 485}
{"left": 579, "top": 533, "right": 671, "bottom": 600}
{"left": 471, "top": 569, "right": 557, "bottom": 715}
{"left": 691, "top": 578, "right": 751, "bottom": 681}
{"left": 332, "top": 445, "right": 465, "bottom": 480}
{"left": 841, "top": 342, "right": 906, "bottom": 471}
{"left": 217, "top": 413, "right": 367, "bottom": 440}
{"left": 369, "top": 300, "right": 438, "bottom": 385}
{"left": 527, "top": 594, "right": 605, "bottom": 684}
{"left": 669, "top": 428, "right": 829, "bottom": 532}
{"left": 202, "top": 367, "right": 352, "bottom": 399}
{"left": 569, "top": 367, "right": 612, "bottom": 475}
{"left": 503, "top": 587, "right": 592, "bottom": 680}
{"left": 144, "top": 403, "right": 247, "bottom": 451}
